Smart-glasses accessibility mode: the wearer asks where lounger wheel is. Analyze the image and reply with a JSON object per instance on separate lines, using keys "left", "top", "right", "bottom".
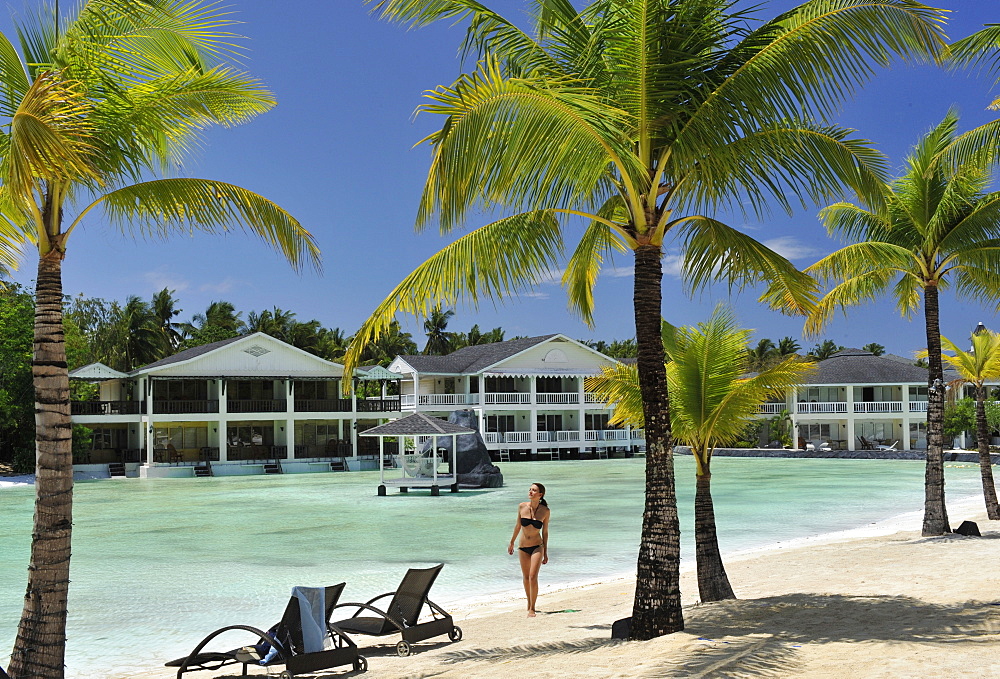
{"left": 449, "top": 626, "right": 463, "bottom": 642}
{"left": 396, "top": 640, "right": 411, "bottom": 656}
{"left": 354, "top": 656, "right": 368, "bottom": 672}
{"left": 279, "top": 671, "right": 293, "bottom": 679}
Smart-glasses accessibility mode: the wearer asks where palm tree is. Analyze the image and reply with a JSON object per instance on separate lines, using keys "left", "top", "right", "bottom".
{"left": 588, "top": 308, "right": 812, "bottom": 601}
{"left": 803, "top": 112, "right": 1000, "bottom": 536}
{"left": 108, "top": 296, "right": 165, "bottom": 371}
{"left": 0, "top": 3, "right": 319, "bottom": 675}
{"left": 151, "top": 288, "right": 183, "bottom": 352}
{"left": 933, "top": 331, "right": 1000, "bottom": 519}
{"left": 808, "top": 340, "right": 844, "bottom": 361}
{"left": 862, "top": 342, "right": 886, "bottom": 356}
{"left": 359, "top": 321, "right": 418, "bottom": 366}
{"left": 422, "top": 306, "right": 455, "bottom": 355}
{"left": 747, "top": 338, "right": 777, "bottom": 371}
{"left": 776, "top": 337, "right": 801, "bottom": 357}
{"left": 348, "top": 0, "right": 945, "bottom": 638}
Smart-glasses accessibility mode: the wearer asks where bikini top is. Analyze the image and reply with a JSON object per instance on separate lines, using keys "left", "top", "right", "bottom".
{"left": 520, "top": 517, "right": 543, "bottom": 529}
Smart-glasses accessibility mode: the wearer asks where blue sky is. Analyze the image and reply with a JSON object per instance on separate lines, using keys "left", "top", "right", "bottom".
{"left": 4, "top": 1, "right": 1000, "bottom": 356}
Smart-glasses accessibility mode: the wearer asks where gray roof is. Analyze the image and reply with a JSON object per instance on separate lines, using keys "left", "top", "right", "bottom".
{"left": 805, "top": 349, "right": 930, "bottom": 384}
{"left": 397, "top": 335, "right": 560, "bottom": 374}
{"left": 131, "top": 335, "right": 245, "bottom": 373}
{"left": 360, "top": 413, "right": 475, "bottom": 437}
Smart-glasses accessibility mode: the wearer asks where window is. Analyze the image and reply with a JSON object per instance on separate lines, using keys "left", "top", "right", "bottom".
{"left": 486, "top": 415, "right": 515, "bottom": 433}
{"left": 537, "top": 414, "right": 563, "bottom": 432}
{"left": 231, "top": 380, "right": 275, "bottom": 401}
{"left": 801, "top": 424, "right": 832, "bottom": 440}
{"left": 536, "top": 377, "right": 563, "bottom": 393}
{"left": 227, "top": 422, "right": 272, "bottom": 446}
{"left": 294, "top": 421, "right": 341, "bottom": 446}
{"left": 153, "top": 425, "right": 208, "bottom": 449}
{"left": 586, "top": 413, "right": 610, "bottom": 430}
{"left": 486, "top": 376, "right": 516, "bottom": 392}
{"left": 158, "top": 380, "right": 207, "bottom": 401}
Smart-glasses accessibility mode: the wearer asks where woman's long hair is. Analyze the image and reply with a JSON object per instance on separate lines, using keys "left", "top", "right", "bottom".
{"left": 533, "top": 482, "right": 548, "bottom": 507}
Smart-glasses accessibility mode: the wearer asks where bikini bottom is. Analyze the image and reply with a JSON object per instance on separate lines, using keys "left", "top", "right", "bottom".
{"left": 519, "top": 545, "right": 541, "bottom": 555}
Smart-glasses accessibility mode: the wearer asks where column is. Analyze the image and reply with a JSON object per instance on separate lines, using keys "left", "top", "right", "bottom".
{"left": 845, "top": 385, "right": 856, "bottom": 451}
{"left": 901, "top": 384, "right": 911, "bottom": 450}
{"left": 218, "top": 379, "right": 229, "bottom": 462}
{"left": 529, "top": 376, "right": 538, "bottom": 455}
{"left": 285, "top": 379, "right": 295, "bottom": 460}
{"left": 145, "top": 378, "right": 154, "bottom": 465}
{"left": 577, "top": 377, "right": 586, "bottom": 453}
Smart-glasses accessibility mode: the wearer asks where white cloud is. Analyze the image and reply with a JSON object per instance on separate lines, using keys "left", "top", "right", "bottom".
{"left": 142, "top": 268, "right": 190, "bottom": 293}
{"left": 761, "top": 236, "right": 821, "bottom": 261}
{"left": 522, "top": 290, "right": 551, "bottom": 300}
{"left": 198, "top": 278, "right": 240, "bottom": 294}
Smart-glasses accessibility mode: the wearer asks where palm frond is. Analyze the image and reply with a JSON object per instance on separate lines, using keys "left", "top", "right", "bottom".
{"left": 342, "top": 210, "right": 564, "bottom": 376}
{"left": 80, "top": 178, "right": 320, "bottom": 271}
{"left": 803, "top": 266, "right": 901, "bottom": 337}
{"left": 677, "top": 0, "right": 945, "bottom": 157}
{"left": 585, "top": 362, "right": 643, "bottom": 428}
{"left": 562, "top": 197, "right": 629, "bottom": 324}
{"left": 676, "top": 215, "right": 819, "bottom": 316}
{"left": 0, "top": 30, "right": 30, "bottom": 117}
{"left": 5, "top": 71, "right": 98, "bottom": 202}
{"left": 415, "top": 58, "right": 640, "bottom": 231}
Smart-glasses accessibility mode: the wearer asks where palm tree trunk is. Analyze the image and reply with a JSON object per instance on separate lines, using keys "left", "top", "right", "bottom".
{"left": 629, "top": 244, "right": 683, "bottom": 639}
{"left": 974, "top": 384, "right": 1000, "bottom": 520}
{"left": 694, "top": 462, "right": 736, "bottom": 602}
{"left": 922, "top": 283, "right": 950, "bottom": 535}
{"left": 9, "top": 253, "right": 73, "bottom": 679}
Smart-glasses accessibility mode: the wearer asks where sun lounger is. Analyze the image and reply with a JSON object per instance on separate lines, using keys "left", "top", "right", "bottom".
{"left": 331, "top": 564, "right": 462, "bottom": 656}
{"left": 876, "top": 440, "right": 899, "bottom": 451}
{"left": 167, "top": 583, "right": 365, "bottom": 678}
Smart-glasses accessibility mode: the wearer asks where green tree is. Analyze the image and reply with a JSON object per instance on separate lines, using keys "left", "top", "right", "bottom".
{"left": 0, "top": 285, "right": 35, "bottom": 468}
{"left": 587, "top": 308, "right": 812, "bottom": 601}
{"left": 862, "top": 342, "right": 886, "bottom": 356}
{"left": 807, "top": 340, "right": 845, "bottom": 360}
{"left": 348, "top": 0, "right": 944, "bottom": 638}
{"left": 151, "top": 288, "right": 184, "bottom": 352}
{"left": 804, "top": 112, "right": 1000, "bottom": 536}
{"left": 359, "top": 321, "right": 418, "bottom": 366}
{"left": 110, "top": 296, "right": 165, "bottom": 370}
{"left": 422, "top": 306, "right": 455, "bottom": 355}
{"left": 776, "top": 337, "right": 801, "bottom": 357}
{"left": 0, "top": 3, "right": 319, "bottom": 674}
{"left": 747, "top": 338, "right": 777, "bottom": 371}
{"left": 179, "top": 301, "right": 247, "bottom": 349}
{"left": 935, "top": 331, "right": 1000, "bottom": 519}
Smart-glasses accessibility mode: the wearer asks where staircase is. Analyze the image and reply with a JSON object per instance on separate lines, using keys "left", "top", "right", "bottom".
{"left": 194, "top": 461, "right": 213, "bottom": 477}
{"left": 108, "top": 462, "right": 127, "bottom": 478}
{"left": 263, "top": 461, "right": 283, "bottom": 475}
{"left": 329, "top": 457, "right": 347, "bottom": 472}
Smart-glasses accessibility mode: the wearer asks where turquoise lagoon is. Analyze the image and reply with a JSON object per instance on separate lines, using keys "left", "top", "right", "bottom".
{"left": 0, "top": 457, "right": 987, "bottom": 677}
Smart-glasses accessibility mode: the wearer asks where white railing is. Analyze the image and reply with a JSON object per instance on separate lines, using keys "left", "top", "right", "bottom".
{"left": 854, "top": 401, "right": 903, "bottom": 414}
{"left": 485, "top": 392, "right": 532, "bottom": 405}
{"left": 796, "top": 402, "right": 848, "bottom": 414}
{"left": 418, "top": 393, "right": 478, "bottom": 406}
{"left": 757, "top": 403, "right": 786, "bottom": 415}
{"left": 631, "top": 429, "right": 645, "bottom": 441}
{"left": 537, "top": 430, "right": 580, "bottom": 442}
{"left": 400, "top": 394, "right": 415, "bottom": 407}
{"left": 585, "top": 429, "right": 630, "bottom": 441}
{"left": 909, "top": 401, "right": 929, "bottom": 412}
{"left": 485, "top": 432, "right": 502, "bottom": 443}
{"left": 536, "top": 392, "right": 580, "bottom": 404}
{"left": 504, "top": 431, "right": 531, "bottom": 443}
{"left": 584, "top": 392, "right": 605, "bottom": 404}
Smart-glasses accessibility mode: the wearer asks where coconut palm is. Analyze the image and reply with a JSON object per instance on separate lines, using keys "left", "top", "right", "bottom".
{"left": 808, "top": 339, "right": 844, "bottom": 360}
{"left": 0, "top": 3, "right": 319, "bottom": 675}
{"left": 348, "top": 0, "right": 944, "bottom": 638}
{"left": 802, "top": 112, "right": 1000, "bottom": 536}
{"left": 422, "top": 306, "right": 455, "bottom": 355}
{"left": 151, "top": 288, "right": 183, "bottom": 352}
{"left": 862, "top": 342, "right": 886, "bottom": 356}
{"left": 933, "top": 331, "right": 1000, "bottom": 519}
{"left": 107, "top": 296, "right": 165, "bottom": 371}
{"left": 776, "top": 337, "right": 802, "bottom": 358}
{"left": 588, "top": 307, "right": 813, "bottom": 601}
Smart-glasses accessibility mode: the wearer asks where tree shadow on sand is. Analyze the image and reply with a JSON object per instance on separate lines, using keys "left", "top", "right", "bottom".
{"left": 422, "top": 593, "right": 1000, "bottom": 678}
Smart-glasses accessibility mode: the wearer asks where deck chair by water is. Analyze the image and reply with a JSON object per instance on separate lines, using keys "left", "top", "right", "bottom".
{"left": 858, "top": 435, "right": 876, "bottom": 450}
{"left": 331, "top": 564, "right": 462, "bottom": 656}
{"left": 806, "top": 440, "right": 832, "bottom": 452}
{"left": 167, "top": 583, "right": 365, "bottom": 678}
{"left": 876, "top": 440, "right": 899, "bottom": 451}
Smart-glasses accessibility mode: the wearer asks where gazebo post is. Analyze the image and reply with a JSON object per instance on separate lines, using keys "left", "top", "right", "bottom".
{"left": 431, "top": 434, "right": 440, "bottom": 496}
{"left": 378, "top": 434, "right": 386, "bottom": 495}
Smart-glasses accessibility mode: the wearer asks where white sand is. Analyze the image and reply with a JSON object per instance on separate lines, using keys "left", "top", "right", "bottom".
{"left": 119, "top": 495, "right": 1000, "bottom": 679}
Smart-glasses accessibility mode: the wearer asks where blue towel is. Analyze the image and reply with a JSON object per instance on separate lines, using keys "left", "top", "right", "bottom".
{"left": 292, "top": 586, "right": 327, "bottom": 654}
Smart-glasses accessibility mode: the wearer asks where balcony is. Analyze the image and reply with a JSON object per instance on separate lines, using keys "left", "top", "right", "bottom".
{"left": 227, "top": 399, "right": 287, "bottom": 413}
{"left": 757, "top": 403, "right": 786, "bottom": 415}
{"left": 584, "top": 429, "right": 630, "bottom": 441}
{"left": 357, "top": 397, "right": 401, "bottom": 412}
{"left": 535, "top": 392, "right": 580, "bottom": 404}
{"left": 853, "top": 401, "right": 904, "bottom": 414}
{"left": 796, "top": 402, "right": 848, "bottom": 414}
{"left": 584, "top": 392, "right": 605, "bottom": 404}
{"left": 71, "top": 400, "right": 145, "bottom": 416}
{"left": 484, "top": 392, "right": 532, "bottom": 405}
{"left": 153, "top": 400, "right": 219, "bottom": 415}
{"left": 909, "top": 401, "right": 929, "bottom": 412}
{"left": 294, "top": 399, "right": 353, "bottom": 413}
{"left": 400, "top": 394, "right": 480, "bottom": 407}
{"left": 536, "top": 430, "right": 581, "bottom": 442}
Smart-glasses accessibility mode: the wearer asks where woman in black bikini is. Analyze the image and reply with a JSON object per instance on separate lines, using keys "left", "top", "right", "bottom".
{"left": 507, "top": 482, "right": 549, "bottom": 617}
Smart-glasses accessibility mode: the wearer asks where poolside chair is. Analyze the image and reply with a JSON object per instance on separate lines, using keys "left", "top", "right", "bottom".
{"left": 806, "top": 440, "right": 832, "bottom": 452}
{"left": 858, "top": 435, "right": 876, "bottom": 450}
{"left": 876, "top": 440, "right": 899, "bottom": 451}
{"left": 330, "top": 564, "right": 462, "bottom": 656}
{"left": 167, "top": 583, "right": 366, "bottom": 678}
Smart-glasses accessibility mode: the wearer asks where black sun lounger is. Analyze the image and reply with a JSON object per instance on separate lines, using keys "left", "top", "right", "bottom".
{"left": 167, "top": 583, "right": 366, "bottom": 678}
{"left": 330, "top": 564, "right": 462, "bottom": 656}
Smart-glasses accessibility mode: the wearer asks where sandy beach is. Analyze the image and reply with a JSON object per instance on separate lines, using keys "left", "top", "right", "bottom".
{"left": 118, "top": 497, "right": 1000, "bottom": 679}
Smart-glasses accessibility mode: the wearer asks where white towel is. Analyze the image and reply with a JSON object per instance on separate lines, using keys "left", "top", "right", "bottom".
{"left": 291, "top": 586, "right": 326, "bottom": 653}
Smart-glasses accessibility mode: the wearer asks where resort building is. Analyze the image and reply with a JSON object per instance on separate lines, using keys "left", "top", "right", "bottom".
{"left": 69, "top": 333, "right": 404, "bottom": 478}
{"left": 387, "top": 334, "right": 644, "bottom": 459}
{"left": 761, "top": 348, "right": 932, "bottom": 451}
